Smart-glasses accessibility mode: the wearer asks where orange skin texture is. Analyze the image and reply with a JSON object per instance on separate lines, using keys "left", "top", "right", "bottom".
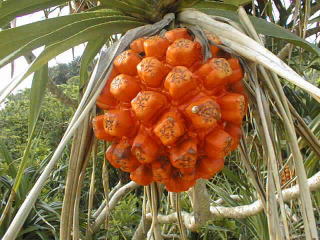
{"left": 226, "top": 58, "right": 244, "bottom": 83}
{"left": 225, "top": 123, "right": 242, "bottom": 151}
{"left": 205, "top": 128, "right": 233, "bottom": 159}
{"left": 165, "top": 28, "right": 193, "bottom": 42}
{"left": 130, "top": 164, "right": 153, "bottom": 186}
{"left": 103, "top": 109, "right": 135, "bottom": 137}
{"left": 166, "top": 39, "right": 202, "bottom": 67}
{"left": 217, "top": 93, "right": 247, "bottom": 124}
{"left": 184, "top": 97, "right": 221, "bottom": 129}
{"left": 130, "top": 37, "right": 146, "bottom": 54}
{"left": 96, "top": 69, "right": 119, "bottom": 109}
{"left": 114, "top": 50, "right": 142, "bottom": 76}
{"left": 164, "top": 66, "right": 197, "bottom": 100}
{"left": 151, "top": 156, "right": 172, "bottom": 183}
{"left": 132, "top": 129, "right": 159, "bottom": 164}
{"left": 195, "top": 58, "right": 232, "bottom": 89}
{"left": 131, "top": 91, "right": 167, "bottom": 123}
{"left": 112, "top": 140, "right": 140, "bottom": 172}
{"left": 196, "top": 157, "right": 224, "bottom": 179}
{"left": 144, "top": 36, "right": 170, "bottom": 59}
{"left": 137, "top": 57, "right": 168, "bottom": 87}
{"left": 170, "top": 139, "right": 197, "bottom": 169}
{"left": 110, "top": 74, "right": 141, "bottom": 102}
{"left": 153, "top": 111, "right": 185, "bottom": 146}
{"left": 105, "top": 143, "right": 121, "bottom": 168}
{"left": 92, "top": 115, "right": 114, "bottom": 141}
{"left": 93, "top": 29, "right": 248, "bottom": 192}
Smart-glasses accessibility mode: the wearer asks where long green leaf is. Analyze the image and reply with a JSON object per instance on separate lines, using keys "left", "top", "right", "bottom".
{"left": 79, "top": 37, "right": 107, "bottom": 88}
{"left": 0, "top": 140, "right": 16, "bottom": 178}
{"left": 0, "top": 0, "right": 68, "bottom": 27}
{"left": 0, "top": 20, "right": 143, "bottom": 104}
{"left": 0, "top": 15, "right": 137, "bottom": 67}
{"left": 0, "top": 10, "right": 122, "bottom": 59}
{"left": 182, "top": 1, "right": 238, "bottom": 11}
{"left": 99, "top": 0, "right": 146, "bottom": 15}
{"left": 12, "top": 65, "right": 48, "bottom": 193}
{"left": 25, "top": 20, "right": 143, "bottom": 77}
{"left": 197, "top": 8, "right": 320, "bottom": 56}
{"left": 226, "top": 0, "right": 252, "bottom": 6}
{"left": 28, "top": 64, "right": 49, "bottom": 136}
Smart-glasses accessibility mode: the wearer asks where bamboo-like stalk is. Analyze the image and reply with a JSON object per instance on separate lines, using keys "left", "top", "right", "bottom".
{"left": 73, "top": 133, "right": 94, "bottom": 240}
{"left": 86, "top": 138, "right": 97, "bottom": 238}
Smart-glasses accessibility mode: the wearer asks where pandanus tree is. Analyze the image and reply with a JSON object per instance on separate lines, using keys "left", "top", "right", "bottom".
{"left": 0, "top": 0, "right": 320, "bottom": 239}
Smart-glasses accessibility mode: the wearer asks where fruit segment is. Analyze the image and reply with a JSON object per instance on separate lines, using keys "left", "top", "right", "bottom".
{"left": 112, "top": 140, "right": 140, "bottom": 172}
{"left": 205, "top": 128, "right": 233, "bottom": 159}
{"left": 224, "top": 123, "right": 242, "bottom": 151}
{"left": 166, "top": 39, "right": 201, "bottom": 67}
{"left": 130, "top": 164, "right": 153, "bottom": 186}
{"left": 96, "top": 69, "right": 118, "bottom": 109}
{"left": 218, "top": 93, "right": 247, "bottom": 124}
{"left": 226, "top": 58, "right": 244, "bottom": 83}
{"left": 110, "top": 74, "right": 140, "bottom": 102}
{"left": 92, "top": 115, "right": 113, "bottom": 141}
{"left": 132, "top": 129, "right": 159, "bottom": 163}
{"left": 113, "top": 50, "right": 141, "bottom": 76}
{"left": 153, "top": 111, "right": 185, "bottom": 146}
{"left": 195, "top": 58, "right": 232, "bottom": 89}
{"left": 170, "top": 139, "right": 197, "bottom": 169}
{"left": 130, "top": 37, "right": 146, "bottom": 54}
{"left": 185, "top": 97, "right": 221, "bottom": 129}
{"left": 164, "top": 66, "right": 196, "bottom": 100}
{"left": 137, "top": 57, "right": 167, "bottom": 87}
{"left": 103, "top": 110, "right": 134, "bottom": 137}
{"left": 165, "top": 28, "right": 193, "bottom": 42}
{"left": 144, "top": 36, "right": 169, "bottom": 59}
{"left": 196, "top": 157, "right": 224, "bottom": 179}
{"left": 131, "top": 91, "right": 167, "bottom": 123}
{"left": 105, "top": 143, "right": 121, "bottom": 168}
{"left": 151, "top": 156, "right": 172, "bottom": 183}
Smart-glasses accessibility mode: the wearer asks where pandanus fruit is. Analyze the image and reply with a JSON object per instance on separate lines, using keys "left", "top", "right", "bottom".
{"left": 92, "top": 28, "right": 247, "bottom": 192}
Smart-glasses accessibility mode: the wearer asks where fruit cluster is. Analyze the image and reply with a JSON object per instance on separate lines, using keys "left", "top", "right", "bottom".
{"left": 92, "top": 28, "right": 247, "bottom": 192}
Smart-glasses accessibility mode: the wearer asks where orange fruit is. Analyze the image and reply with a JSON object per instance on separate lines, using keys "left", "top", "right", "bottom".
{"left": 93, "top": 28, "right": 247, "bottom": 192}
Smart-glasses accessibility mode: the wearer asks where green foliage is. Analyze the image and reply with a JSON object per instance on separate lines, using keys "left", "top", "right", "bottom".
{"left": 105, "top": 194, "right": 142, "bottom": 240}
{"left": 49, "top": 57, "right": 81, "bottom": 85}
{"left": 0, "top": 85, "right": 75, "bottom": 160}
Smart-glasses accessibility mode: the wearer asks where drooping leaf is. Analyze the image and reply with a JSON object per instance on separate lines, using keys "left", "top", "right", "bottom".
{"left": 11, "top": 65, "right": 48, "bottom": 194}
{"left": 198, "top": 8, "right": 320, "bottom": 56}
{"left": 29, "top": 64, "right": 49, "bottom": 136}
{"left": 0, "top": 14, "right": 138, "bottom": 67}
{"left": 225, "top": 0, "right": 252, "bottom": 6}
{"left": 182, "top": 1, "right": 238, "bottom": 10}
{"left": 0, "top": 20, "right": 143, "bottom": 104}
{"left": 79, "top": 37, "right": 107, "bottom": 88}
{"left": 0, "top": 0, "right": 68, "bottom": 27}
{"left": 25, "top": 21, "right": 143, "bottom": 78}
{"left": 0, "top": 140, "right": 16, "bottom": 178}
{"left": 0, "top": 10, "right": 122, "bottom": 56}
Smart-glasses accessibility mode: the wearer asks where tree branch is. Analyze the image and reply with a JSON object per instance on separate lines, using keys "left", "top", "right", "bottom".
{"left": 145, "top": 171, "right": 320, "bottom": 230}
